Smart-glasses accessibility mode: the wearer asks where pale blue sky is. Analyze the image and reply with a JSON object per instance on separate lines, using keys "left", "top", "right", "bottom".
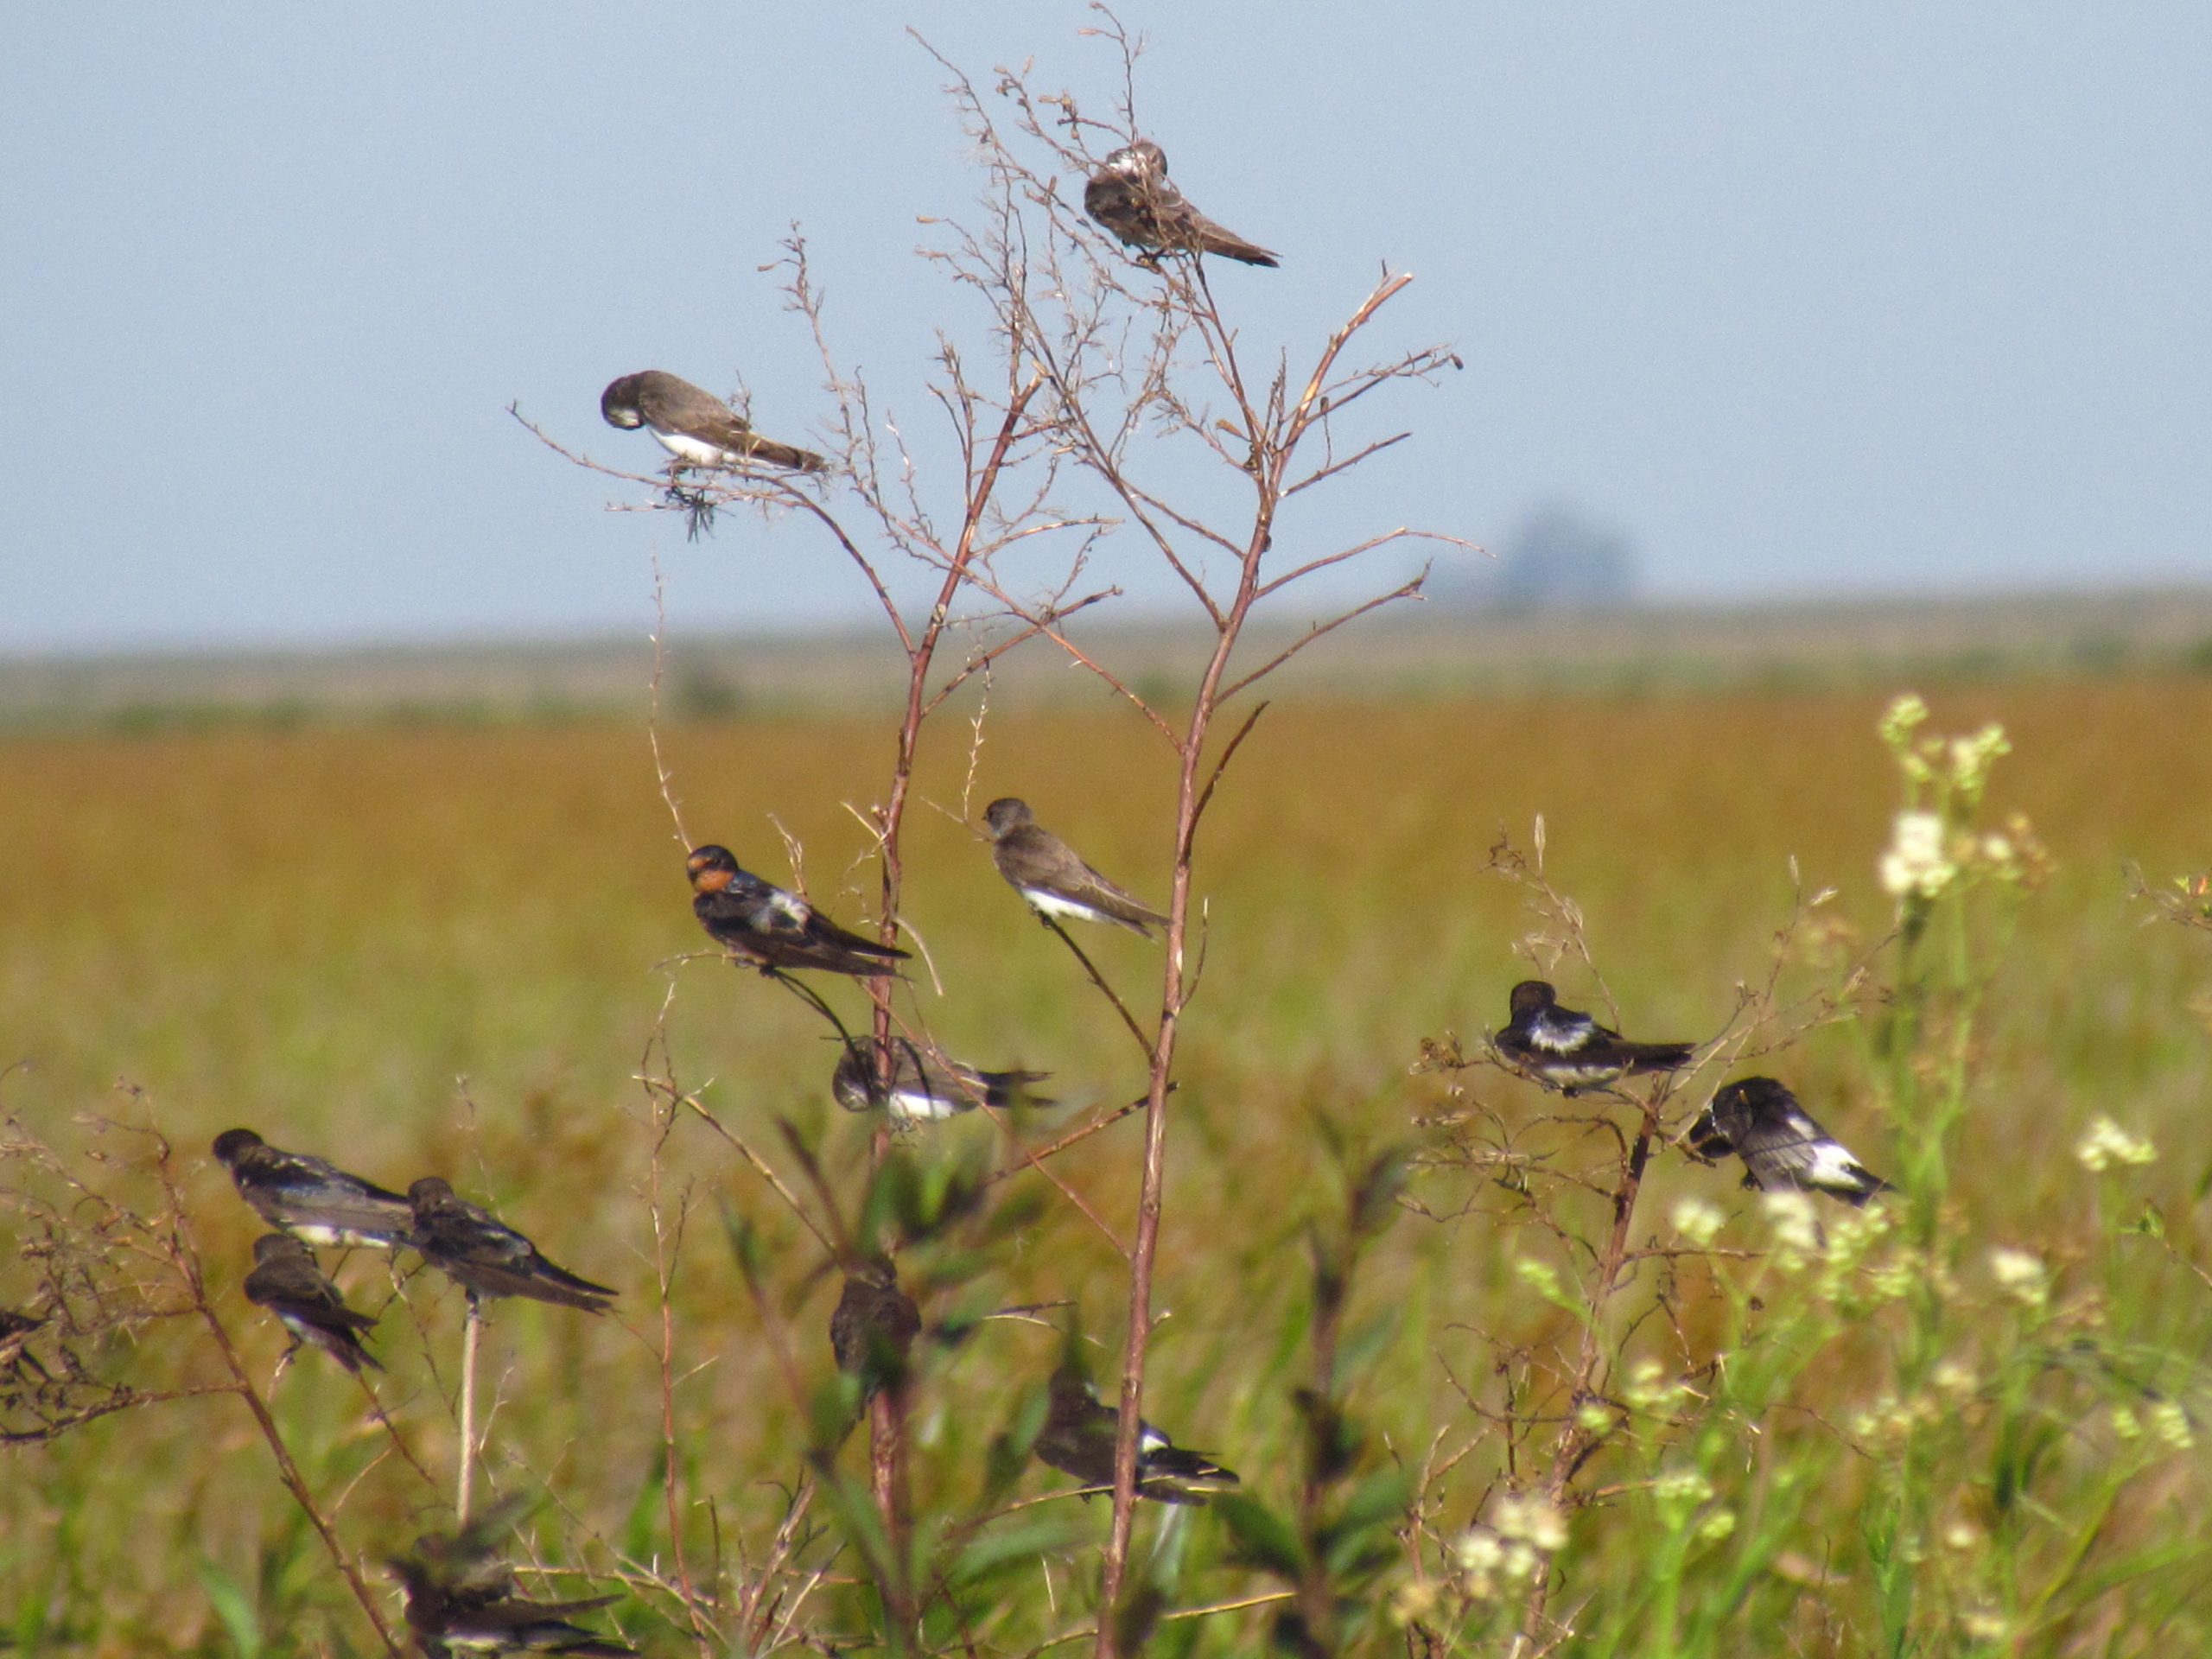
{"left": 5, "top": 4, "right": 2208, "bottom": 653}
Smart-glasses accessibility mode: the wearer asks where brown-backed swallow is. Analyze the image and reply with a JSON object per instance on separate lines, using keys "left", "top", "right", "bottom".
{"left": 687, "top": 845, "right": 909, "bottom": 978}
{"left": 212, "top": 1128, "right": 414, "bottom": 1249}
{"left": 1035, "top": 1365, "right": 1239, "bottom": 1505}
{"left": 983, "top": 798, "right": 1166, "bottom": 937}
{"left": 830, "top": 1255, "right": 923, "bottom": 1402}
{"left": 1493, "top": 981, "right": 1695, "bottom": 1096}
{"left": 1690, "top": 1077, "right": 1892, "bottom": 1205}
{"left": 600, "top": 370, "right": 825, "bottom": 474}
{"left": 1084, "top": 140, "right": 1279, "bottom": 268}
{"left": 242, "top": 1233, "right": 381, "bottom": 1374}
{"left": 407, "top": 1179, "right": 616, "bottom": 1313}
{"left": 831, "top": 1036, "right": 1054, "bottom": 1122}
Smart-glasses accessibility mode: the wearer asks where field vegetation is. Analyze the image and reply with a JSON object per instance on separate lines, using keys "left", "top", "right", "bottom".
{"left": 4, "top": 670, "right": 2210, "bottom": 1654}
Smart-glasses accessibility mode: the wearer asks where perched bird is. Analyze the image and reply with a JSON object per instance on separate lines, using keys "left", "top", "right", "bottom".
{"left": 407, "top": 1179, "right": 617, "bottom": 1313}
{"left": 211, "top": 1128, "right": 414, "bottom": 1249}
{"left": 1034, "top": 1368, "right": 1239, "bottom": 1505}
{"left": 242, "top": 1233, "right": 381, "bottom": 1374}
{"left": 391, "top": 1535, "right": 634, "bottom": 1659}
{"left": 983, "top": 798, "right": 1166, "bottom": 938}
{"left": 830, "top": 1255, "right": 923, "bottom": 1402}
{"left": 1690, "top": 1077, "right": 1892, "bottom": 1206}
{"left": 687, "top": 845, "right": 909, "bottom": 978}
{"left": 831, "top": 1036, "right": 1054, "bottom": 1122}
{"left": 1493, "top": 981, "right": 1695, "bottom": 1096}
{"left": 1084, "top": 140, "right": 1279, "bottom": 268}
{"left": 600, "top": 370, "right": 826, "bottom": 474}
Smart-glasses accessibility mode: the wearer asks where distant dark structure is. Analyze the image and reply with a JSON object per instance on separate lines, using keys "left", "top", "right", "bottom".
{"left": 1435, "top": 501, "right": 1642, "bottom": 613}
{"left": 1493, "top": 502, "right": 1640, "bottom": 613}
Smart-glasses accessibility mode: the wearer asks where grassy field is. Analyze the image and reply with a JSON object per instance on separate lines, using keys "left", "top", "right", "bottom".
{"left": 3, "top": 670, "right": 2210, "bottom": 1655}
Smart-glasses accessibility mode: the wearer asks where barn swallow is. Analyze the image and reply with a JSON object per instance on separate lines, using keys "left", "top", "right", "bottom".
{"left": 211, "top": 1128, "right": 414, "bottom": 1249}
{"left": 830, "top": 1255, "right": 923, "bottom": 1402}
{"left": 687, "top": 845, "right": 909, "bottom": 978}
{"left": 1035, "top": 1367, "right": 1239, "bottom": 1505}
{"left": 1084, "top": 140, "right": 1280, "bottom": 268}
{"left": 831, "top": 1036, "right": 1054, "bottom": 1122}
{"left": 600, "top": 370, "right": 826, "bottom": 474}
{"left": 983, "top": 798, "right": 1166, "bottom": 937}
{"left": 1493, "top": 981, "right": 1695, "bottom": 1096}
{"left": 242, "top": 1233, "right": 382, "bottom": 1374}
{"left": 1690, "top": 1077, "right": 1892, "bottom": 1206}
{"left": 391, "top": 1545, "right": 633, "bottom": 1658}
{"left": 407, "top": 1179, "right": 617, "bottom": 1313}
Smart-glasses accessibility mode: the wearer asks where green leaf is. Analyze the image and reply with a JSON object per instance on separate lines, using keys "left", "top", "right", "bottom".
{"left": 195, "top": 1560, "right": 264, "bottom": 1659}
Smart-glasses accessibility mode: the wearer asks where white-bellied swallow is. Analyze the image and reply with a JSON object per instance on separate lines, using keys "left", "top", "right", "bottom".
{"left": 1690, "top": 1077, "right": 1891, "bottom": 1206}
{"left": 984, "top": 798, "right": 1166, "bottom": 938}
{"left": 601, "top": 370, "right": 826, "bottom": 474}
{"left": 1493, "top": 981, "right": 1694, "bottom": 1096}
{"left": 1084, "top": 140, "right": 1279, "bottom": 268}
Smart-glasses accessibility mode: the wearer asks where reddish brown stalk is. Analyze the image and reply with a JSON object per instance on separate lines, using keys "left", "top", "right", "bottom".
{"left": 193, "top": 1273, "right": 405, "bottom": 1656}
{"left": 853, "top": 375, "right": 1043, "bottom": 1627}
{"left": 1094, "top": 271, "right": 1437, "bottom": 1653}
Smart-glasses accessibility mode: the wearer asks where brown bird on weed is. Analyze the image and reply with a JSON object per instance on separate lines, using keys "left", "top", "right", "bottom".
{"left": 1493, "top": 980, "right": 1695, "bottom": 1096}
{"left": 831, "top": 1035, "right": 1054, "bottom": 1122}
{"left": 600, "top": 369, "right": 826, "bottom": 474}
{"left": 242, "top": 1233, "right": 382, "bottom": 1374}
{"left": 1034, "top": 1364, "right": 1240, "bottom": 1505}
{"left": 830, "top": 1255, "right": 923, "bottom": 1402}
{"left": 211, "top": 1128, "right": 414, "bottom": 1250}
{"left": 407, "top": 1179, "right": 617, "bottom": 1313}
{"left": 983, "top": 798, "right": 1166, "bottom": 938}
{"left": 1084, "top": 139, "right": 1279, "bottom": 268}
{"left": 687, "top": 844, "right": 910, "bottom": 978}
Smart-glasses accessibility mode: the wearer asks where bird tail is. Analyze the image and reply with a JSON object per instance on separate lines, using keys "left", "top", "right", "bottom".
{"left": 1143, "top": 1446, "right": 1240, "bottom": 1493}
{"left": 741, "top": 435, "right": 830, "bottom": 473}
{"left": 1623, "top": 1041, "right": 1695, "bottom": 1073}
{"left": 1195, "top": 224, "right": 1280, "bottom": 268}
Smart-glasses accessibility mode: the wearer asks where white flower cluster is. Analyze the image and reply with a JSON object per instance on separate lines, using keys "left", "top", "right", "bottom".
{"left": 1878, "top": 810, "right": 1955, "bottom": 900}
{"left": 1669, "top": 1196, "right": 1726, "bottom": 1247}
{"left": 1987, "top": 1247, "right": 2049, "bottom": 1310}
{"left": 1452, "top": 1492, "right": 1568, "bottom": 1599}
{"left": 2075, "top": 1115, "right": 2158, "bottom": 1172}
{"left": 1759, "top": 1189, "right": 1822, "bottom": 1267}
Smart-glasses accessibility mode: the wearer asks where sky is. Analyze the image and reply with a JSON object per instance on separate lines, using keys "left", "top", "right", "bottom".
{"left": 4, "top": 3, "right": 2209, "bottom": 654}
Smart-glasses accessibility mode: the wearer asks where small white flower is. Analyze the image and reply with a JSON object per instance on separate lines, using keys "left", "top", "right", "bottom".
{"left": 1492, "top": 1493, "right": 1568, "bottom": 1553}
{"left": 1988, "top": 1247, "right": 2049, "bottom": 1309}
{"left": 1454, "top": 1529, "right": 1504, "bottom": 1574}
{"left": 1879, "top": 810, "right": 1957, "bottom": 899}
{"left": 1931, "top": 1360, "right": 1978, "bottom": 1400}
{"left": 1694, "top": 1507, "right": 1737, "bottom": 1544}
{"left": 1760, "top": 1189, "right": 1822, "bottom": 1258}
{"left": 1500, "top": 1541, "right": 1541, "bottom": 1583}
{"left": 2110, "top": 1404, "right": 2142, "bottom": 1441}
{"left": 1670, "top": 1196, "right": 1726, "bottom": 1246}
{"left": 1652, "top": 1468, "right": 1714, "bottom": 1508}
{"left": 2075, "top": 1116, "right": 2158, "bottom": 1173}
{"left": 1879, "top": 693, "right": 1929, "bottom": 749}
{"left": 1942, "top": 1521, "right": 1981, "bottom": 1552}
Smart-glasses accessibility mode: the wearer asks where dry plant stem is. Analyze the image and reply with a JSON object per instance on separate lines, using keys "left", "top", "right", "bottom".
{"left": 195, "top": 1294, "right": 405, "bottom": 1656}
{"left": 1040, "top": 918, "right": 1157, "bottom": 1066}
{"left": 1518, "top": 1090, "right": 1665, "bottom": 1645}
{"left": 1095, "top": 274, "right": 1436, "bottom": 1648}
{"left": 457, "top": 1297, "right": 481, "bottom": 1523}
{"left": 645, "top": 1116, "right": 716, "bottom": 1653}
{"left": 855, "top": 382, "right": 1044, "bottom": 1587}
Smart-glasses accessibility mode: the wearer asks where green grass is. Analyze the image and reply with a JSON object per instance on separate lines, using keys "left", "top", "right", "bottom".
{"left": 3, "top": 673, "right": 2210, "bottom": 1654}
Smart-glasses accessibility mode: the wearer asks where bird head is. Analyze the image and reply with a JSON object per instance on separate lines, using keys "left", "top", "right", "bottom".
{"left": 982, "top": 798, "right": 1033, "bottom": 840}
{"left": 686, "top": 844, "right": 741, "bottom": 893}
{"left": 211, "top": 1128, "right": 265, "bottom": 1165}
